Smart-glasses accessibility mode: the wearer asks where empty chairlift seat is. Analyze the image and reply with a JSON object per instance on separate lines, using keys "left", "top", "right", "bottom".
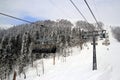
{"left": 32, "top": 42, "right": 57, "bottom": 53}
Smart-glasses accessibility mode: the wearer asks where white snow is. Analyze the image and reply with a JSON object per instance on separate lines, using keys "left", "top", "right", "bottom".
{"left": 0, "top": 24, "right": 13, "bottom": 29}
{"left": 15, "top": 28, "right": 120, "bottom": 80}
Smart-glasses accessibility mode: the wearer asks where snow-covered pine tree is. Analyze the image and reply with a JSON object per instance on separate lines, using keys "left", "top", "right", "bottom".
{"left": 19, "top": 32, "right": 31, "bottom": 78}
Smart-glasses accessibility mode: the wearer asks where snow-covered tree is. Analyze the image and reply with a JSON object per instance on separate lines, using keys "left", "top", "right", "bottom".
{"left": 19, "top": 32, "right": 31, "bottom": 78}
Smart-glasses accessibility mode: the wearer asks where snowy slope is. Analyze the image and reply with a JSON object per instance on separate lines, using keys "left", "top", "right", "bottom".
{"left": 0, "top": 25, "right": 13, "bottom": 29}
{"left": 15, "top": 28, "right": 120, "bottom": 80}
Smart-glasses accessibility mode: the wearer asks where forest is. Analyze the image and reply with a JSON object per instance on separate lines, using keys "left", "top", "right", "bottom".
{"left": 0, "top": 19, "right": 103, "bottom": 80}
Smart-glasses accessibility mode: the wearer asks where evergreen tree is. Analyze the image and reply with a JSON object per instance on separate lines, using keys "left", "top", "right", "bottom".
{"left": 19, "top": 32, "right": 31, "bottom": 78}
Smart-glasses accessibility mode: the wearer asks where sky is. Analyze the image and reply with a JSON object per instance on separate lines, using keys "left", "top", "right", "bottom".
{"left": 0, "top": 0, "right": 120, "bottom": 26}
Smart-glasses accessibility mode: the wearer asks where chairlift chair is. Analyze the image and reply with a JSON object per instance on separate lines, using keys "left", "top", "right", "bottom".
{"left": 32, "top": 25, "right": 57, "bottom": 53}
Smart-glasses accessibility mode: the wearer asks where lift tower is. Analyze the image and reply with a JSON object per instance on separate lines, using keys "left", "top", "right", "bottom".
{"left": 82, "top": 30, "right": 108, "bottom": 70}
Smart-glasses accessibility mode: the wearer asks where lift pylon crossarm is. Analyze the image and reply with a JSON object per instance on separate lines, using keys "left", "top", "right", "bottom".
{"left": 81, "top": 30, "right": 108, "bottom": 39}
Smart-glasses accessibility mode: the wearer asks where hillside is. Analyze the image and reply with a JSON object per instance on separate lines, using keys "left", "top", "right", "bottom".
{"left": 0, "top": 19, "right": 98, "bottom": 80}
{"left": 13, "top": 28, "right": 120, "bottom": 80}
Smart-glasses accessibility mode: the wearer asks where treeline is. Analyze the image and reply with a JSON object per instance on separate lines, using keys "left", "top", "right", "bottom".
{"left": 0, "top": 19, "right": 103, "bottom": 80}
{"left": 112, "top": 26, "right": 120, "bottom": 42}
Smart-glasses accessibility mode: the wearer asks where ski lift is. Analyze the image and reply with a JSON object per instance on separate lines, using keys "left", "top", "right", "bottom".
{"left": 102, "top": 38, "right": 110, "bottom": 46}
{"left": 32, "top": 25, "right": 57, "bottom": 53}
{"left": 81, "top": 30, "right": 89, "bottom": 39}
{"left": 99, "top": 30, "right": 109, "bottom": 40}
{"left": 32, "top": 38, "right": 57, "bottom": 53}
{"left": 32, "top": 44, "right": 56, "bottom": 53}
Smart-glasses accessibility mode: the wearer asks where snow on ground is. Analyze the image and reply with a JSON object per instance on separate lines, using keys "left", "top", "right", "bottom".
{"left": 16, "top": 29, "right": 120, "bottom": 80}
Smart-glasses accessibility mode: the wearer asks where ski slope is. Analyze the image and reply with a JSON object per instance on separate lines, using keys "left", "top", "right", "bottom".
{"left": 16, "top": 29, "right": 120, "bottom": 80}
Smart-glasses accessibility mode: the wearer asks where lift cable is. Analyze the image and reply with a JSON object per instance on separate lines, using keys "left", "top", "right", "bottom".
{"left": 84, "top": 0, "right": 101, "bottom": 30}
{"left": 0, "top": 12, "right": 33, "bottom": 24}
{"left": 69, "top": 0, "right": 94, "bottom": 31}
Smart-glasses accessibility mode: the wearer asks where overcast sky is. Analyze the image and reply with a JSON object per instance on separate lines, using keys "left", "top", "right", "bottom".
{"left": 0, "top": 0, "right": 120, "bottom": 26}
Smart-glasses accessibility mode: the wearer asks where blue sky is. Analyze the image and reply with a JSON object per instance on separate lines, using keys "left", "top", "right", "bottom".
{"left": 0, "top": 0, "right": 120, "bottom": 26}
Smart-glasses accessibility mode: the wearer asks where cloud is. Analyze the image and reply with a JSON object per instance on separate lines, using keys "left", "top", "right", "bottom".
{"left": 0, "top": 0, "right": 120, "bottom": 26}
{"left": 94, "top": 0, "right": 120, "bottom": 26}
